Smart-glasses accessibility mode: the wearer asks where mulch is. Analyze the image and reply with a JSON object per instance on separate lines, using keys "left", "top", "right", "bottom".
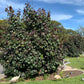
{"left": 35, "top": 73, "right": 56, "bottom": 81}
{"left": 62, "top": 70, "right": 83, "bottom": 78}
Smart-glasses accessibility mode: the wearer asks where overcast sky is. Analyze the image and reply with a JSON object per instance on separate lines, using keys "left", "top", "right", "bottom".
{"left": 0, "top": 0, "right": 84, "bottom": 30}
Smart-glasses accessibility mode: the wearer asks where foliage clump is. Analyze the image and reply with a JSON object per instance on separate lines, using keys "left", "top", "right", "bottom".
{"left": 0, "top": 19, "right": 9, "bottom": 44}
{"left": 63, "top": 35, "right": 84, "bottom": 57}
{"left": 0, "top": 3, "right": 64, "bottom": 78}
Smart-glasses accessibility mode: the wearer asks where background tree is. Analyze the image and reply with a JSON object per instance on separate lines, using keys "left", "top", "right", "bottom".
{"left": 77, "top": 26, "right": 84, "bottom": 37}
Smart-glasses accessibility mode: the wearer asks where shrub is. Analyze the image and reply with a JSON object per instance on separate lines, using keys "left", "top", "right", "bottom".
{"left": 0, "top": 19, "right": 9, "bottom": 45}
{"left": 0, "top": 3, "right": 64, "bottom": 78}
{"left": 63, "top": 35, "right": 83, "bottom": 57}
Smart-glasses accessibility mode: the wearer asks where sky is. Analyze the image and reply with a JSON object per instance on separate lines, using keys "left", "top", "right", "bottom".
{"left": 0, "top": 0, "right": 84, "bottom": 30}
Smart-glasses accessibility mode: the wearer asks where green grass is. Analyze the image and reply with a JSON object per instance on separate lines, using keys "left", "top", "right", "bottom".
{"left": 66, "top": 57, "right": 84, "bottom": 70}
{"left": 1, "top": 74, "right": 84, "bottom": 84}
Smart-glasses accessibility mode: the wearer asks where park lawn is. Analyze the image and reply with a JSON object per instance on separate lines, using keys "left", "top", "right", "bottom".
{"left": 1, "top": 74, "right": 84, "bottom": 84}
{"left": 66, "top": 57, "right": 84, "bottom": 70}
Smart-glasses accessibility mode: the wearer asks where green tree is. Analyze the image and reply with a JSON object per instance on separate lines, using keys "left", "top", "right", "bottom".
{"left": 77, "top": 26, "right": 84, "bottom": 37}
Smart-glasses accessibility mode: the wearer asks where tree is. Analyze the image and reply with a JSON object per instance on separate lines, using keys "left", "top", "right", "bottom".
{"left": 77, "top": 26, "right": 84, "bottom": 37}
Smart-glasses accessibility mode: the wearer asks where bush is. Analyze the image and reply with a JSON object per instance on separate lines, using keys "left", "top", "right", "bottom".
{"left": 0, "top": 3, "right": 64, "bottom": 78}
{"left": 63, "top": 35, "right": 83, "bottom": 57}
{"left": 0, "top": 20, "right": 9, "bottom": 45}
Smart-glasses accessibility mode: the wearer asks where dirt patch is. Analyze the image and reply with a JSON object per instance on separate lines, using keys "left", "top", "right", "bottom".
{"left": 62, "top": 70, "right": 83, "bottom": 78}
{"left": 47, "top": 73, "right": 56, "bottom": 80}
{"left": 0, "top": 79, "right": 8, "bottom": 83}
{"left": 35, "top": 76, "right": 44, "bottom": 81}
{"left": 35, "top": 73, "right": 56, "bottom": 81}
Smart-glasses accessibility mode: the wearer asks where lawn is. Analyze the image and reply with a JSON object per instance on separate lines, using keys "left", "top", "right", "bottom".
{"left": 1, "top": 74, "right": 84, "bottom": 84}
{"left": 66, "top": 57, "right": 84, "bottom": 70}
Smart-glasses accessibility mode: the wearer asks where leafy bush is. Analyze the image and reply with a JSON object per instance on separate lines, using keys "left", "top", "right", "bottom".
{"left": 63, "top": 35, "right": 84, "bottom": 57}
{"left": 0, "top": 3, "right": 64, "bottom": 78}
{"left": 0, "top": 20, "right": 9, "bottom": 45}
